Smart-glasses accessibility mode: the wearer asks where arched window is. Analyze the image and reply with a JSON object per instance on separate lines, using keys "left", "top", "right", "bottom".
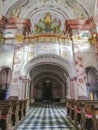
{"left": 85, "top": 66, "right": 98, "bottom": 100}
{"left": 0, "top": 67, "right": 12, "bottom": 100}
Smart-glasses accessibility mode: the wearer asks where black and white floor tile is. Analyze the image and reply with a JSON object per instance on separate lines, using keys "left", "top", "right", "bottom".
{"left": 17, "top": 103, "right": 75, "bottom": 130}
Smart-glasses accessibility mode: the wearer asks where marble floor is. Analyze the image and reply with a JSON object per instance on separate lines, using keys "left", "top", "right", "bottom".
{"left": 17, "top": 103, "right": 76, "bottom": 130}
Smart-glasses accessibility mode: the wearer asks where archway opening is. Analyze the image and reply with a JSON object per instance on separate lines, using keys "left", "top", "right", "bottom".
{"left": 0, "top": 67, "right": 12, "bottom": 100}
{"left": 42, "top": 79, "right": 52, "bottom": 101}
{"left": 21, "top": 54, "right": 75, "bottom": 103}
{"left": 85, "top": 66, "right": 98, "bottom": 100}
{"left": 29, "top": 63, "right": 68, "bottom": 102}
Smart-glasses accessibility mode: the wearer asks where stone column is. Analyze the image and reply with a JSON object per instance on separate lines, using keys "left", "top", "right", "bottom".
{"left": 60, "top": 82, "right": 66, "bottom": 103}
{"left": 22, "top": 81, "right": 26, "bottom": 99}
{"left": 30, "top": 82, "right": 35, "bottom": 104}
{"left": 10, "top": 47, "right": 23, "bottom": 98}
{"left": 71, "top": 36, "right": 87, "bottom": 99}
{"left": 0, "top": 1, "right": 3, "bottom": 15}
{"left": 26, "top": 81, "right": 30, "bottom": 110}
{"left": 66, "top": 77, "right": 71, "bottom": 99}
{"left": 18, "top": 77, "right": 30, "bottom": 100}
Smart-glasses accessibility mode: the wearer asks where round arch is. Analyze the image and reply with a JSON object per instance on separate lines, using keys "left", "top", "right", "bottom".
{"left": 85, "top": 66, "right": 98, "bottom": 100}
{"left": 5, "top": 0, "right": 89, "bottom": 19}
{"left": 0, "top": 65, "right": 12, "bottom": 100}
{"left": 21, "top": 54, "right": 75, "bottom": 78}
{"left": 20, "top": 54, "right": 75, "bottom": 102}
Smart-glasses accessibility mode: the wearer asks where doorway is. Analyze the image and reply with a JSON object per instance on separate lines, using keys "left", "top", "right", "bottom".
{"left": 23, "top": 54, "right": 74, "bottom": 102}
{"left": 42, "top": 79, "right": 52, "bottom": 101}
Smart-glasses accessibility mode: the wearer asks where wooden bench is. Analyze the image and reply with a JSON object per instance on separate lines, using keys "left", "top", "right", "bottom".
{"left": 9, "top": 100, "right": 19, "bottom": 126}
{"left": 83, "top": 104, "right": 93, "bottom": 130}
{"left": 75, "top": 103, "right": 82, "bottom": 125}
{"left": 0, "top": 100, "right": 19, "bottom": 127}
{"left": 0, "top": 99, "right": 27, "bottom": 129}
{"left": 66, "top": 99, "right": 98, "bottom": 130}
{"left": 66, "top": 100, "right": 71, "bottom": 118}
{"left": 19, "top": 100, "right": 27, "bottom": 120}
{"left": 0, "top": 102, "right": 12, "bottom": 130}
{"left": 93, "top": 104, "right": 98, "bottom": 130}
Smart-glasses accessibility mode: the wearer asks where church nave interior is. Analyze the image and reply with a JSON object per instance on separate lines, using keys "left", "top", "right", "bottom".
{"left": 0, "top": 0, "right": 98, "bottom": 130}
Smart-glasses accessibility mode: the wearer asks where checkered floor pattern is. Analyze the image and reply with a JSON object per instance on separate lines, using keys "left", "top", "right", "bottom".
{"left": 17, "top": 103, "right": 75, "bottom": 130}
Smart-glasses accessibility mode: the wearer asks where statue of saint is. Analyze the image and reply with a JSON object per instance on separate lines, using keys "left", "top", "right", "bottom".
{"left": 44, "top": 12, "right": 51, "bottom": 33}
{"left": 51, "top": 18, "right": 58, "bottom": 33}
{"left": 37, "top": 18, "right": 44, "bottom": 33}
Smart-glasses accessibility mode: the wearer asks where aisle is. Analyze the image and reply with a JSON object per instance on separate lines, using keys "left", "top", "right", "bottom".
{"left": 17, "top": 103, "right": 75, "bottom": 130}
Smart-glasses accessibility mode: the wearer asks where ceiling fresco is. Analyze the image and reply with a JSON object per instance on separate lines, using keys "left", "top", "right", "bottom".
{"left": 3, "top": 0, "right": 91, "bottom": 33}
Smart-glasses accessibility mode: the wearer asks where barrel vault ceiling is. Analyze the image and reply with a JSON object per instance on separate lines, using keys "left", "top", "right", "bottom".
{"left": 2, "top": 0, "right": 97, "bottom": 32}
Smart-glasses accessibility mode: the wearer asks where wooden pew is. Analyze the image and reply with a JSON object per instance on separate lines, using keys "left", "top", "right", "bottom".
{"left": 0, "top": 102, "right": 12, "bottom": 130}
{"left": 82, "top": 101, "right": 98, "bottom": 130}
{"left": 83, "top": 104, "right": 93, "bottom": 130}
{"left": 93, "top": 104, "right": 98, "bottom": 130}
{"left": 66, "top": 99, "right": 98, "bottom": 130}
{"left": 0, "top": 100, "right": 19, "bottom": 127}
{"left": 66, "top": 99, "right": 76, "bottom": 122}
{"left": 19, "top": 100, "right": 27, "bottom": 120}
{"left": 8, "top": 96, "right": 20, "bottom": 125}
{"left": 0, "top": 99, "right": 27, "bottom": 130}
{"left": 66, "top": 100, "right": 71, "bottom": 118}
{"left": 75, "top": 102, "right": 82, "bottom": 126}
{"left": 70, "top": 102, "right": 75, "bottom": 121}
{"left": 9, "top": 100, "right": 19, "bottom": 126}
